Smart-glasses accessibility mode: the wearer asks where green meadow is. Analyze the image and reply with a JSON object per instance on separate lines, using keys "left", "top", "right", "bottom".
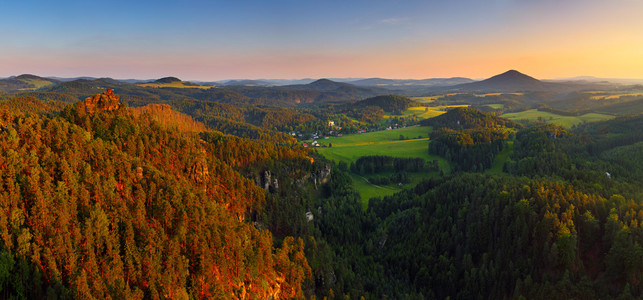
{"left": 410, "top": 96, "right": 441, "bottom": 103}
{"left": 18, "top": 78, "right": 55, "bottom": 90}
{"left": 501, "top": 109, "right": 614, "bottom": 128}
{"left": 485, "top": 104, "right": 505, "bottom": 109}
{"left": 486, "top": 141, "right": 513, "bottom": 174}
{"left": 385, "top": 105, "right": 469, "bottom": 120}
{"left": 399, "top": 106, "right": 446, "bottom": 119}
{"left": 316, "top": 125, "right": 449, "bottom": 207}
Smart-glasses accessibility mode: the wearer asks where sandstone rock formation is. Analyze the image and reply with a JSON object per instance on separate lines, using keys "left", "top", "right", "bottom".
{"left": 78, "top": 88, "right": 122, "bottom": 115}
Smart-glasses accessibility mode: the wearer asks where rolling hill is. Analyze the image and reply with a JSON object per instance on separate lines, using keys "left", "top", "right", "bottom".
{"left": 448, "top": 70, "right": 555, "bottom": 92}
{"left": 350, "top": 95, "right": 420, "bottom": 113}
{"left": 420, "top": 107, "right": 522, "bottom": 129}
{"left": 0, "top": 74, "right": 58, "bottom": 91}
{"left": 238, "top": 78, "right": 390, "bottom": 104}
{"left": 350, "top": 77, "right": 474, "bottom": 87}
{"left": 280, "top": 78, "right": 372, "bottom": 92}
{"left": 136, "top": 77, "right": 210, "bottom": 89}
{"left": 154, "top": 76, "right": 182, "bottom": 83}
{"left": 223, "top": 79, "right": 273, "bottom": 86}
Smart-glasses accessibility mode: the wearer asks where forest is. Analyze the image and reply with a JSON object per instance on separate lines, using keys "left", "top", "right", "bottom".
{"left": 0, "top": 85, "right": 642, "bottom": 299}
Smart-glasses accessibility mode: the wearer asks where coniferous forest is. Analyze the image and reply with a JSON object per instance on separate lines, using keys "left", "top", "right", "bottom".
{"left": 1, "top": 85, "right": 643, "bottom": 300}
{"left": 4, "top": 0, "right": 643, "bottom": 298}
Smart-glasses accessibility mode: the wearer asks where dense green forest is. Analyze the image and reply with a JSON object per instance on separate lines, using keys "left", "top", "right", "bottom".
{"left": 425, "top": 108, "right": 518, "bottom": 172}
{"left": 311, "top": 112, "right": 643, "bottom": 298}
{"left": 420, "top": 107, "right": 522, "bottom": 130}
{"left": 348, "top": 95, "right": 420, "bottom": 114}
{"left": 1, "top": 87, "right": 643, "bottom": 299}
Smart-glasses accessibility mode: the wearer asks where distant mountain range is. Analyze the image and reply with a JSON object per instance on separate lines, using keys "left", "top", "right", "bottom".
{"left": 549, "top": 76, "right": 643, "bottom": 85}
{"left": 1, "top": 70, "right": 636, "bottom": 101}
{"left": 348, "top": 77, "right": 474, "bottom": 87}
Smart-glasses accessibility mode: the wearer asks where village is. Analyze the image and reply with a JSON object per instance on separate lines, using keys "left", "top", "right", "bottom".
{"left": 294, "top": 119, "right": 407, "bottom": 148}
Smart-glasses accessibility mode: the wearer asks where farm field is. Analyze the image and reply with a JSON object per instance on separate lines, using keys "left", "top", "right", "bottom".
{"left": 316, "top": 125, "right": 449, "bottom": 207}
{"left": 389, "top": 104, "right": 469, "bottom": 119}
{"left": 585, "top": 90, "right": 643, "bottom": 100}
{"left": 501, "top": 109, "right": 614, "bottom": 128}
{"left": 391, "top": 106, "right": 446, "bottom": 119}
{"left": 317, "top": 125, "right": 430, "bottom": 148}
{"left": 478, "top": 92, "right": 523, "bottom": 97}
{"left": 410, "top": 96, "right": 441, "bottom": 103}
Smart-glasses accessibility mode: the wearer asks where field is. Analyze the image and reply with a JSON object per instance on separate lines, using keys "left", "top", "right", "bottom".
{"left": 18, "top": 78, "right": 55, "bottom": 90}
{"left": 410, "top": 96, "right": 441, "bottom": 103}
{"left": 316, "top": 125, "right": 449, "bottom": 207}
{"left": 486, "top": 141, "right": 513, "bottom": 174}
{"left": 585, "top": 90, "right": 643, "bottom": 100}
{"left": 501, "top": 109, "right": 614, "bottom": 128}
{"left": 389, "top": 105, "right": 469, "bottom": 120}
{"left": 391, "top": 106, "right": 446, "bottom": 119}
{"left": 316, "top": 125, "right": 431, "bottom": 158}
{"left": 478, "top": 92, "right": 523, "bottom": 97}
{"left": 485, "top": 104, "right": 505, "bottom": 109}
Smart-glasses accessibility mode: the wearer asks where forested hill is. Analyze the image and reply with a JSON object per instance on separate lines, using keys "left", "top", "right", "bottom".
{"left": 0, "top": 90, "right": 315, "bottom": 298}
{"left": 420, "top": 107, "right": 522, "bottom": 129}
{"left": 0, "top": 74, "right": 58, "bottom": 92}
{"left": 36, "top": 77, "right": 388, "bottom": 106}
{"left": 350, "top": 95, "right": 420, "bottom": 113}
{"left": 3, "top": 87, "right": 643, "bottom": 299}
{"left": 310, "top": 114, "right": 643, "bottom": 298}
{"left": 153, "top": 76, "right": 182, "bottom": 83}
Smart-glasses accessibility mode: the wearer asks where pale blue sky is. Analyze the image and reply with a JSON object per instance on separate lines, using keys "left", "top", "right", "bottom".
{"left": 2, "top": 0, "right": 642, "bottom": 80}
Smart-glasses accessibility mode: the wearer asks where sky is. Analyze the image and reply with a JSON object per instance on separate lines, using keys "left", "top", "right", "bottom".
{"left": 2, "top": 0, "right": 643, "bottom": 81}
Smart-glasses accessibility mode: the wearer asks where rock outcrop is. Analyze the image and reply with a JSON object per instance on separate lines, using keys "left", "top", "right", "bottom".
{"left": 188, "top": 149, "right": 209, "bottom": 184}
{"left": 78, "top": 88, "right": 122, "bottom": 115}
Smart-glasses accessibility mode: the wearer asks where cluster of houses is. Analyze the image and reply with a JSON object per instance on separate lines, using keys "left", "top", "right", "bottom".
{"left": 302, "top": 141, "right": 319, "bottom": 148}
{"left": 302, "top": 137, "right": 330, "bottom": 148}
{"left": 295, "top": 119, "right": 406, "bottom": 148}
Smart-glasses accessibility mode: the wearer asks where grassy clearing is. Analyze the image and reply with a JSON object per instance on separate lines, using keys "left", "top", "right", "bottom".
{"left": 410, "top": 96, "right": 440, "bottom": 103}
{"left": 501, "top": 109, "right": 614, "bottom": 128}
{"left": 487, "top": 141, "right": 513, "bottom": 174}
{"left": 478, "top": 92, "right": 523, "bottom": 97}
{"left": 390, "top": 104, "right": 468, "bottom": 120}
{"left": 18, "top": 78, "right": 55, "bottom": 90}
{"left": 434, "top": 104, "right": 470, "bottom": 110}
{"left": 350, "top": 170, "right": 441, "bottom": 209}
{"left": 386, "top": 106, "right": 445, "bottom": 119}
{"left": 317, "top": 125, "right": 431, "bottom": 148}
{"left": 350, "top": 174, "right": 398, "bottom": 209}
{"left": 316, "top": 125, "right": 450, "bottom": 207}
{"left": 317, "top": 137, "right": 433, "bottom": 162}
{"left": 585, "top": 90, "right": 643, "bottom": 100}
{"left": 589, "top": 93, "right": 643, "bottom": 100}
{"left": 137, "top": 82, "right": 213, "bottom": 89}
{"left": 485, "top": 104, "right": 505, "bottom": 109}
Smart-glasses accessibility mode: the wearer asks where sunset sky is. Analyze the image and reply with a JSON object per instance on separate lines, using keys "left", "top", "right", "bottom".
{"left": 2, "top": 0, "right": 643, "bottom": 80}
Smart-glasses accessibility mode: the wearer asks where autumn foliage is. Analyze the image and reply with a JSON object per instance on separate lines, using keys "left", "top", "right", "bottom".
{"left": 0, "top": 91, "right": 310, "bottom": 299}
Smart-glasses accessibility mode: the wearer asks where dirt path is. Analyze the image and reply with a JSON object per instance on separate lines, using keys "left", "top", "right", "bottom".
{"left": 356, "top": 175, "right": 398, "bottom": 191}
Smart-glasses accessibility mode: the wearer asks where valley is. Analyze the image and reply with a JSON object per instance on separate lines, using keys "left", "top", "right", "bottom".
{"left": 5, "top": 0, "right": 643, "bottom": 298}
{"left": 1, "top": 69, "right": 643, "bottom": 299}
